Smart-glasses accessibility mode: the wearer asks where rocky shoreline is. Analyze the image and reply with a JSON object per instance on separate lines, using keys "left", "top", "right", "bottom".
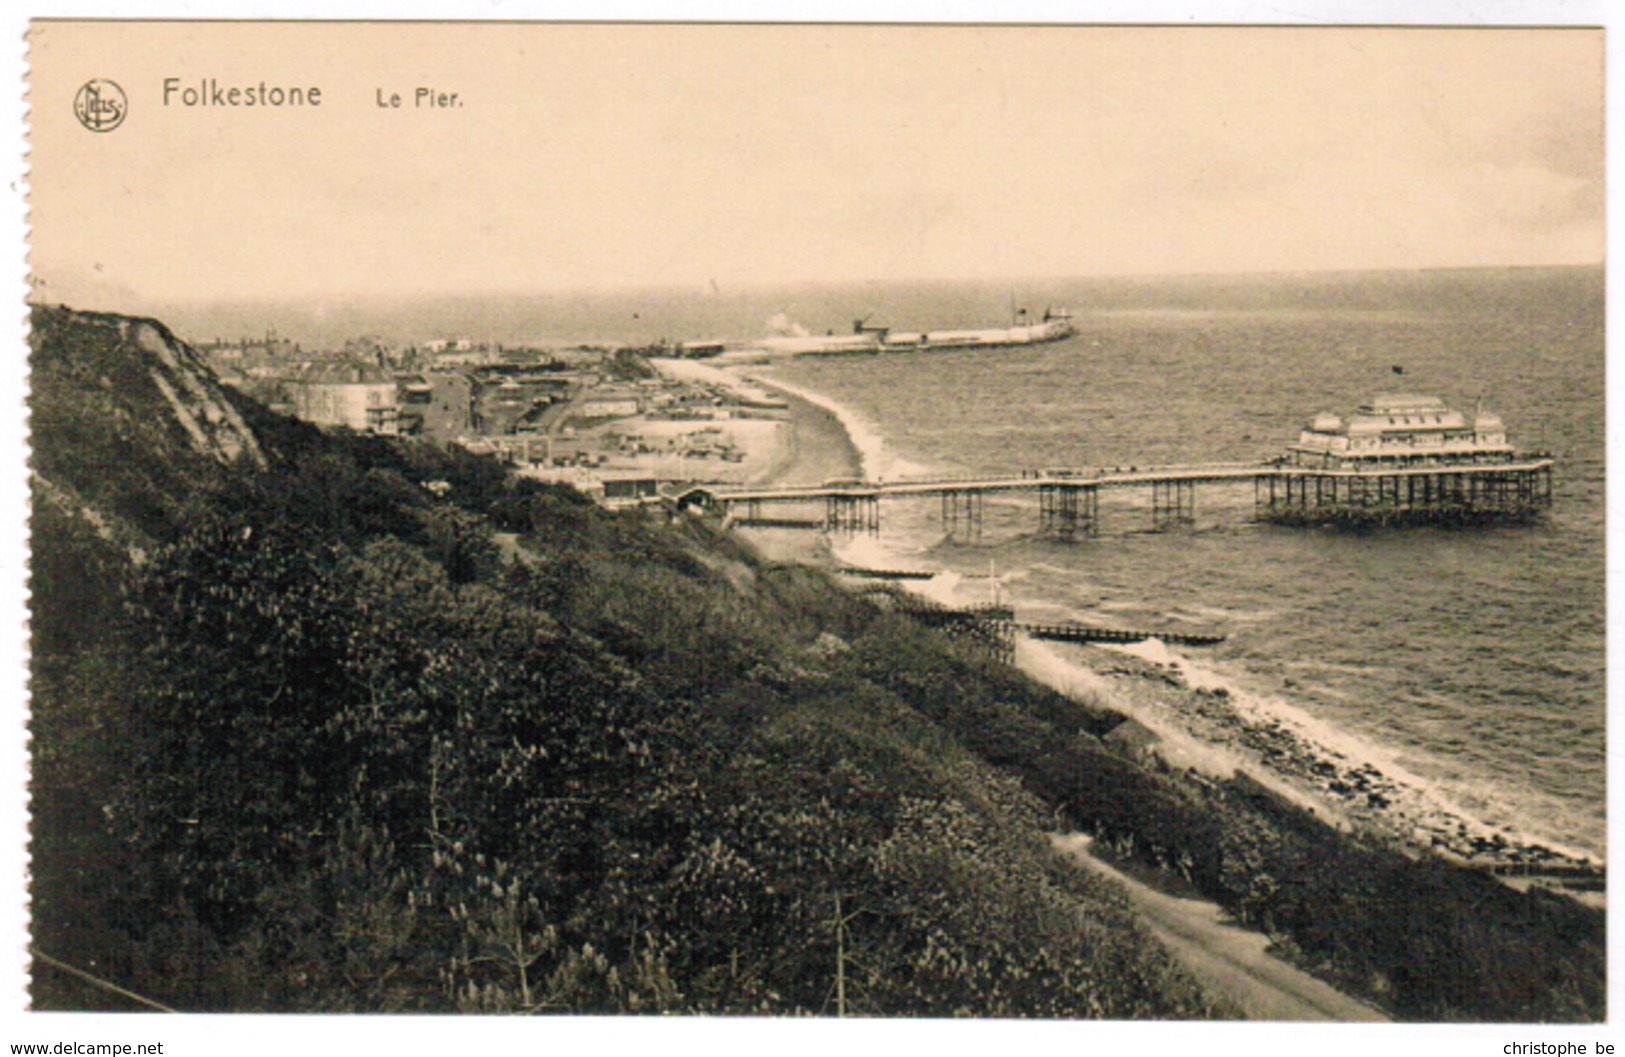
{"left": 1050, "top": 642, "right": 1604, "bottom": 901}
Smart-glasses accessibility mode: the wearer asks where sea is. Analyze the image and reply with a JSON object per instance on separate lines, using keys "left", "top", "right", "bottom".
{"left": 166, "top": 265, "right": 1607, "bottom": 863}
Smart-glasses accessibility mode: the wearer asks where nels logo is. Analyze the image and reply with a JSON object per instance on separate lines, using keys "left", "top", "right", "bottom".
{"left": 74, "top": 79, "right": 127, "bottom": 132}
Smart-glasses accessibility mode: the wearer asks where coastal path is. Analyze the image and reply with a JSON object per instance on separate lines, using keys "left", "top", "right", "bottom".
{"left": 1051, "top": 834, "right": 1389, "bottom": 1022}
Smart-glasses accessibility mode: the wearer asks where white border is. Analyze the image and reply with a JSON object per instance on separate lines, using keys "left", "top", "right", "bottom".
{"left": 4, "top": 4, "right": 1616, "bottom": 1054}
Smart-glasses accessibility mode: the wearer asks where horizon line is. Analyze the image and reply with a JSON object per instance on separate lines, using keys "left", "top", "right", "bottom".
{"left": 51, "top": 260, "right": 1597, "bottom": 310}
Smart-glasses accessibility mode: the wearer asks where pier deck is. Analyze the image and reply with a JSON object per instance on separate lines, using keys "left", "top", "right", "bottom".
{"left": 678, "top": 457, "right": 1554, "bottom": 537}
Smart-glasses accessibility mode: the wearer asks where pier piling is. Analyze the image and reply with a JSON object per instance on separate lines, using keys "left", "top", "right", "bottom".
{"left": 940, "top": 488, "right": 985, "bottom": 540}
{"left": 1255, "top": 464, "right": 1552, "bottom": 526}
{"left": 1151, "top": 478, "right": 1196, "bottom": 531}
{"left": 824, "top": 493, "right": 880, "bottom": 534}
{"left": 1039, "top": 483, "right": 1099, "bottom": 539}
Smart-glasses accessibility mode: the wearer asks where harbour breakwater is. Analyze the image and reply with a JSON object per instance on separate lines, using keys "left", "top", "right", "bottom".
{"left": 744, "top": 312, "right": 1077, "bottom": 358}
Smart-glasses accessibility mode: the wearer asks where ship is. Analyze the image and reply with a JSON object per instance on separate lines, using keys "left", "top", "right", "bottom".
{"left": 750, "top": 307, "right": 1076, "bottom": 357}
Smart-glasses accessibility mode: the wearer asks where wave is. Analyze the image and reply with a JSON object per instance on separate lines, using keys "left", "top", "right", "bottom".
{"left": 1095, "top": 639, "right": 1603, "bottom": 867}
{"left": 873, "top": 524, "right": 1600, "bottom": 867}
{"left": 1176, "top": 602, "right": 1282, "bottom": 624}
{"left": 745, "top": 371, "right": 932, "bottom": 482}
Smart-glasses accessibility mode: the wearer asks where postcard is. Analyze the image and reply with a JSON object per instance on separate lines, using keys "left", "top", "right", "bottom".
{"left": 15, "top": 14, "right": 1611, "bottom": 1054}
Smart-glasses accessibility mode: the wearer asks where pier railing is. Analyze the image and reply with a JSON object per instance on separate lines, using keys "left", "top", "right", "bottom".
{"left": 679, "top": 456, "right": 1555, "bottom": 537}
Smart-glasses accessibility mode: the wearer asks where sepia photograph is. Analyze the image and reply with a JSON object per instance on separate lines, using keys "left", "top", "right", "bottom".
{"left": 14, "top": 10, "right": 1610, "bottom": 1046}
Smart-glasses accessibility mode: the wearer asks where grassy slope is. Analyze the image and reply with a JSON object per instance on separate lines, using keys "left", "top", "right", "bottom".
{"left": 27, "top": 305, "right": 1603, "bottom": 1020}
{"left": 28, "top": 305, "right": 1218, "bottom": 1017}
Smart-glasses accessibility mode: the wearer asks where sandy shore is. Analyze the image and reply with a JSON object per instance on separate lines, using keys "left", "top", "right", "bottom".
{"left": 645, "top": 357, "right": 861, "bottom": 490}
{"left": 755, "top": 385, "right": 864, "bottom": 488}
{"left": 730, "top": 380, "right": 864, "bottom": 567}
{"left": 654, "top": 361, "right": 863, "bottom": 567}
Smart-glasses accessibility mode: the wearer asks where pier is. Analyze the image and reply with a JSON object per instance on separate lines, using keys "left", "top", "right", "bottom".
{"left": 678, "top": 457, "right": 1554, "bottom": 538}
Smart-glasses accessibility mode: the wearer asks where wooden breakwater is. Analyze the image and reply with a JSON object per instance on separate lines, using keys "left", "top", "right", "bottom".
{"left": 835, "top": 566, "right": 937, "bottom": 581}
{"left": 858, "top": 586, "right": 1017, "bottom": 660}
{"left": 729, "top": 515, "right": 824, "bottom": 529}
{"left": 1014, "top": 622, "right": 1227, "bottom": 648}
{"left": 856, "top": 584, "right": 1227, "bottom": 659}
{"left": 1479, "top": 860, "right": 1605, "bottom": 889}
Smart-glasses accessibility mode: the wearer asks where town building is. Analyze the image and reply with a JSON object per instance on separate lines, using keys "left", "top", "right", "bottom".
{"left": 396, "top": 372, "right": 475, "bottom": 440}
{"left": 288, "top": 380, "right": 399, "bottom": 434}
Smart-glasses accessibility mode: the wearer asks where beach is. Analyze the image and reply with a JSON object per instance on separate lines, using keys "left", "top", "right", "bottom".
{"left": 646, "top": 358, "right": 865, "bottom": 566}
{"left": 748, "top": 383, "right": 865, "bottom": 489}
{"left": 725, "top": 371, "right": 864, "bottom": 567}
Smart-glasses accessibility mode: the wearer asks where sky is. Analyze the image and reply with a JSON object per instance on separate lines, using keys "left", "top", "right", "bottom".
{"left": 27, "top": 22, "right": 1605, "bottom": 306}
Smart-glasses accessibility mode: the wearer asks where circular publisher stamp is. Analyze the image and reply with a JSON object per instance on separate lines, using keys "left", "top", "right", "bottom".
{"left": 73, "top": 79, "right": 127, "bottom": 132}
